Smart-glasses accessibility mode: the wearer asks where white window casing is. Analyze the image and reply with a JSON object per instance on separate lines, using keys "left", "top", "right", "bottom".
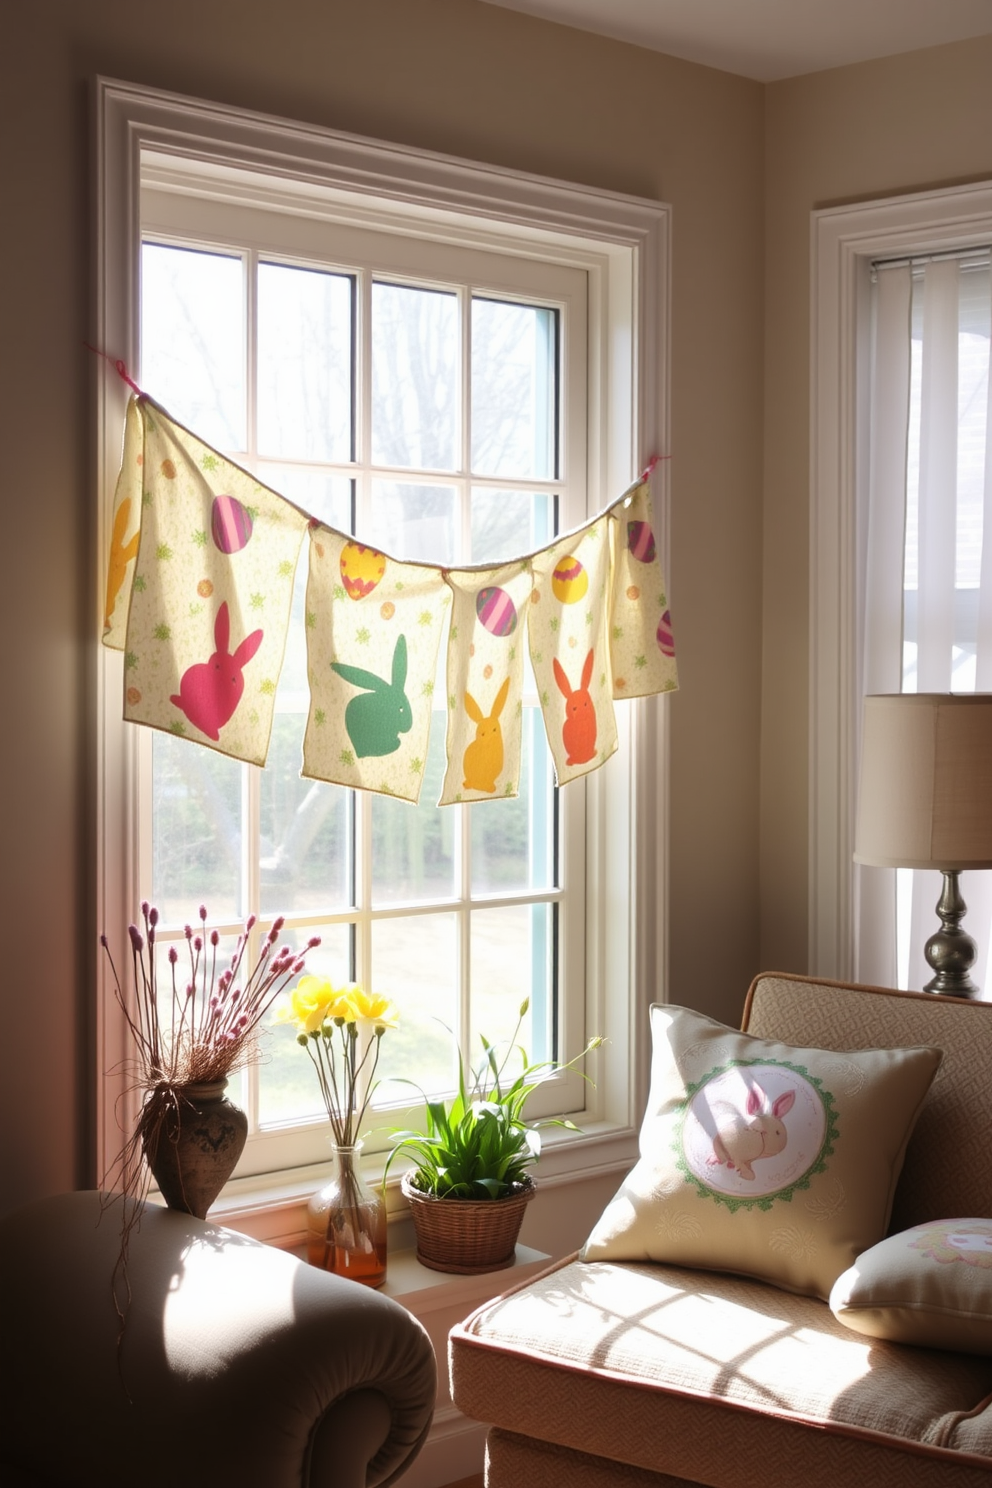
{"left": 812, "top": 182, "right": 992, "bottom": 981}
{"left": 94, "top": 76, "right": 672, "bottom": 1231}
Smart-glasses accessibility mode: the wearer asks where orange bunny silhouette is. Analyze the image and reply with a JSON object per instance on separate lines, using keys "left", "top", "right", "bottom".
{"left": 553, "top": 649, "right": 597, "bottom": 765}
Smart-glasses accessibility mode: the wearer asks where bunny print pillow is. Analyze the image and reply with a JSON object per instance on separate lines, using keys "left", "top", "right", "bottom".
{"left": 581, "top": 1005, "right": 942, "bottom": 1300}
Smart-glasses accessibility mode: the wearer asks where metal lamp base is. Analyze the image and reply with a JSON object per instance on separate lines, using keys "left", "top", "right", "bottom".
{"left": 923, "top": 869, "right": 982, "bottom": 999}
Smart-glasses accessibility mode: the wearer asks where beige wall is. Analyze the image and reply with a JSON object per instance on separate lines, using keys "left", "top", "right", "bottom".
{"left": 762, "top": 37, "right": 992, "bottom": 974}
{"left": 0, "top": 0, "right": 764, "bottom": 1212}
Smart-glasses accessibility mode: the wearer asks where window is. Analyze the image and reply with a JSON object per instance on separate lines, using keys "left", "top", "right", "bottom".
{"left": 96, "top": 78, "right": 671, "bottom": 1217}
{"left": 812, "top": 183, "right": 992, "bottom": 986}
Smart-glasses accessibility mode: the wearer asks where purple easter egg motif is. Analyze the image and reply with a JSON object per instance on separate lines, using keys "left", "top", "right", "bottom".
{"left": 476, "top": 585, "right": 518, "bottom": 637}
{"left": 627, "top": 520, "right": 656, "bottom": 565}
{"left": 656, "top": 609, "right": 676, "bottom": 657}
{"left": 211, "top": 494, "right": 254, "bottom": 554}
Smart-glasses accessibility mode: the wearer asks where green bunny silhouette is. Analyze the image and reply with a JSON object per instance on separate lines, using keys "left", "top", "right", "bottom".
{"left": 331, "top": 634, "right": 413, "bottom": 757}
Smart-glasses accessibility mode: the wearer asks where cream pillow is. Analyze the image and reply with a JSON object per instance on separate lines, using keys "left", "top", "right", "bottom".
{"left": 581, "top": 1004, "right": 942, "bottom": 1300}
{"left": 830, "top": 1220, "right": 992, "bottom": 1353}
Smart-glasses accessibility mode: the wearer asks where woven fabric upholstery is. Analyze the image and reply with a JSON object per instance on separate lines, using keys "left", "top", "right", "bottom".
{"left": 486, "top": 1428, "right": 703, "bottom": 1487}
{"left": 451, "top": 1256, "right": 992, "bottom": 1482}
{"left": 743, "top": 976, "right": 992, "bottom": 1234}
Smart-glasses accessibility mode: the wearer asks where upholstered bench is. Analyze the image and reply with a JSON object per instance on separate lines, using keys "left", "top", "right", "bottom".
{"left": 450, "top": 973, "right": 992, "bottom": 1486}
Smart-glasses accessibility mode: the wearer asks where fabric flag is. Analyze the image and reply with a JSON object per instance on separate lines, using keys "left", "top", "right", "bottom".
{"left": 103, "top": 396, "right": 143, "bottom": 649}
{"left": 438, "top": 561, "right": 534, "bottom": 805}
{"left": 528, "top": 518, "right": 618, "bottom": 785}
{"left": 106, "top": 397, "right": 309, "bottom": 767}
{"left": 302, "top": 526, "right": 449, "bottom": 803}
{"left": 608, "top": 477, "right": 678, "bottom": 698}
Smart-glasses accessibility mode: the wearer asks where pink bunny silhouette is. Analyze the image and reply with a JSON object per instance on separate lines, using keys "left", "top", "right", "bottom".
{"left": 707, "top": 1083, "right": 795, "bottom": 1182}
{"left": 170, "top": 601, "right": 263, "bottom": 741}
{"left": 553, "top": 648, "right": 597, "bottom": 765}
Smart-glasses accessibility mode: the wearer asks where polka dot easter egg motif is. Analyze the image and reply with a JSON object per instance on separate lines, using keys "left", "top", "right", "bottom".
{"left": 340, "top": 541, "right": 387, "bottom": 600}
{"left": 476, "top": 585, "right": 518, "bottom": 637}
{"left": 211, "top": 494, "right": 255, "bottom": 555}
{"left": 608, "top": 477, "right": 678, "bottom": 700}
{"left": 438, "top": 563, "right": 533, "bottom": 806}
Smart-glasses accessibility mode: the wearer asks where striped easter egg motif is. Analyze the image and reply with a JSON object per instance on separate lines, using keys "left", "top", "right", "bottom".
{"left": 627, "top": 520, "right": 657, "bottom": 565}
{"left": 657, "top": 609, "right": 676, "bottom": 657}
{"left": 211, "top": 494, "right": 255, "bottom": 554}
{"left": 476, "top": 585, "right": 518, "bottom": 637}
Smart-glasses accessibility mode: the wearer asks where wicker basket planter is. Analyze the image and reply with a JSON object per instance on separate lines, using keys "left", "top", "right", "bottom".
{"left": 401, "top": 1173, "right": 536, "bottom": 1274}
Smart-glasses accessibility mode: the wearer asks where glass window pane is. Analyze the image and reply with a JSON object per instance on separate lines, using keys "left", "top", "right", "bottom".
{"left": 471, "top": 714, "right": 554, "bottom": 893}
{"left": 471, "top": 487, "right": 554, "bottom": 565}
{"left": 373, "top": 913, "right": 458, "bottom": 1100}
{"left": 372, "top": 282, "right": 459, "bottom": 471}
{"left": 259, "top": 476, "right": 354, "bottom": 916}
{"left": 372, "top": 723, "right": 455, "bottom": 904}
{"left": 469, "top": 903, "right": 553, "bottom": 1065}
{"left": 257, "top": 263, "right": 353, "bottom": 463}
{"left": 368, "top": 480, "right": 457, "bottom": 564}
{"left": 141, "top": 243, "right": 246, "bottom": 450}
{"left": 258, "top": 922, "right": 354, "bottom": 1125}
{"left": 260, "top": 718, "right": 352, "bottom": 916}
{"left": 472, "top": 298, "right": 557, "bottom": 480}
{"left": 152, "top": 732, "right": 243, "bottom": 923}
{"left": 257, "top": 466, "right": 353, "bottom": 534}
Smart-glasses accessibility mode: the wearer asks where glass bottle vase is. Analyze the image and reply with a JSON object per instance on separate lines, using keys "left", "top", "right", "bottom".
{"left": 306, "top": 1141, "right": 387, "bottom": 1288}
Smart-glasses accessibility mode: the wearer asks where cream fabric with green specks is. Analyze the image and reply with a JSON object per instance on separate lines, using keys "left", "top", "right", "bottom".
{"left": 439, "top": 561, "right": 533, "bottom": 805}
{"left": 110, "top": 398, "right": 308, "bottom": 766}
{"left": 302, "top": 526, "right": 448, "bottom": 804}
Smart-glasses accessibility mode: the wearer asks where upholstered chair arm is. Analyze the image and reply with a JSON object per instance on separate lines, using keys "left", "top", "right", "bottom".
{"left": 0, "top": 1190, "right": 436, "bottom": 1488}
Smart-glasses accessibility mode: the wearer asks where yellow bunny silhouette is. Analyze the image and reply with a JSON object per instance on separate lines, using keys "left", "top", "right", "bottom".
{"left": 462, "top": 677, "right": 510, "bottom": 793}
{"left": 104, "top": 496, "right": 140, "bottom": 632}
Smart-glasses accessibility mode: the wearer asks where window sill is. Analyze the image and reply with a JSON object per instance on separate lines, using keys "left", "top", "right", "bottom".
{"left": 204, "top": 1117, "right": 638, "bottom": 1248}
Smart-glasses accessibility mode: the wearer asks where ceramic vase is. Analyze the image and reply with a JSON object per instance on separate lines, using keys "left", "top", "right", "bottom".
{"left": 307, "top": 1141, "right": 387, "bottom": 1287}
{"left": 141, "top": 1079, "right": 248, "bottom": 1220}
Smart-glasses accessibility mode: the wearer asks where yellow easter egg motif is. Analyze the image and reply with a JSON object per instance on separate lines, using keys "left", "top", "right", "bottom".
{"left": 380, "top": 600, "right": 395, "bottom": 620}
{"left": 340, "top": 542, "right": 386, "bottom": 600}
{"left": 552, "top": 555, "right": 588, "bottom": 605}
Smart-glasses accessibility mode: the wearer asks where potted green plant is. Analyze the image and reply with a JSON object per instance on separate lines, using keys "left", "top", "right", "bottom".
{"left": 385, "top": 1001, "right": 601, "bottom": 1274}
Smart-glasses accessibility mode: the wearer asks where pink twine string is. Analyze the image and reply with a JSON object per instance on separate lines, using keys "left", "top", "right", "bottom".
{"left": 85, "top": 344, "right": 143, "bottom": 396}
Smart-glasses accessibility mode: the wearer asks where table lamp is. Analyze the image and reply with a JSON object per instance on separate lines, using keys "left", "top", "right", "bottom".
{"left": 854, "top": 693, "right": 992, "bottom": 998}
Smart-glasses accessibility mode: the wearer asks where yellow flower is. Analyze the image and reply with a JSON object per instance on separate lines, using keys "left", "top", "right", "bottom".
{"left": 342, "top": 984, "right": 400, "bottom": 1032}
{"left": 275, "top": 974, "right": 346, "bottom": 1035}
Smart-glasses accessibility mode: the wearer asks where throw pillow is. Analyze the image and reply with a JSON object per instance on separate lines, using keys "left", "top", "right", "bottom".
{"left": 581, "top": 1004, "right": 942, "bottom": 1299}
{"left": 830, "top": 1219, "right": 992, "bottom": 1352}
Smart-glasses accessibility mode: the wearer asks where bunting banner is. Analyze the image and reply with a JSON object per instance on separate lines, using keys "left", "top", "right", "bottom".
{"left": 104, "top": 395, "right": 678, "bottom": 799}
{"left": 438, "top": 561, "right": 534, "bottom": 804}
{"left": 302, "top": 526, "right": 449, "bottom": 804}
{"left": 104, "top": 397, "right": 308, "bottom": 766}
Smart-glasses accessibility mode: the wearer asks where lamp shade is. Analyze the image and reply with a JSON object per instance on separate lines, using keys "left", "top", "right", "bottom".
{"left": 854, "top": 693, "right": 992, "bottom": 870}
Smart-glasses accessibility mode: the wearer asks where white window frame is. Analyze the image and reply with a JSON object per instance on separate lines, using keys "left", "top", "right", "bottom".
{"left": 94, "top": 76, "right": 672, "bottom": 1231}
{"left": 812, "top": 181, "right": 992, "bottom": 979}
